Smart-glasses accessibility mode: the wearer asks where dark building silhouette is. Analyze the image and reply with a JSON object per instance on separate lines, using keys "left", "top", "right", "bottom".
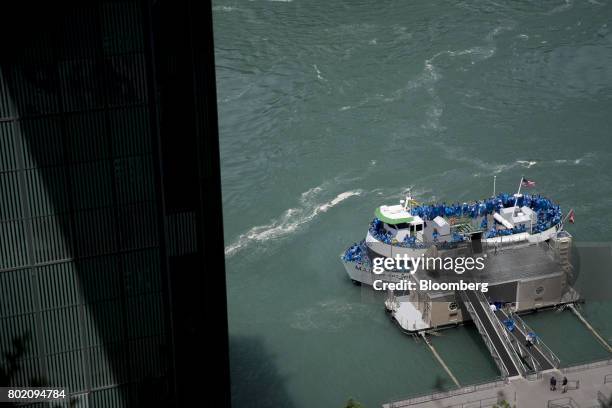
{"left": 0, "top": 1, "right": 229, "bottom": 406}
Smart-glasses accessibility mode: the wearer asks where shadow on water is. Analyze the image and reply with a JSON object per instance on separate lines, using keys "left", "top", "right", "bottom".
{"left": 229, "top": 335, "right": 297, "bottom": 408}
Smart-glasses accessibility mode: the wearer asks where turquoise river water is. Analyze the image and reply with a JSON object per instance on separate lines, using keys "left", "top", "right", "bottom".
{"left": 213, "top": 1, "right": 612, "bottom": 406}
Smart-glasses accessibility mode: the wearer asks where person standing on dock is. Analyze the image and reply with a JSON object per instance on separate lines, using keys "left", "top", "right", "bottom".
{"left": 550, "top": 376, "right": 557, "bottom": 391}
{"left": 562, "top": 377, "right": 568, "bottom": 393}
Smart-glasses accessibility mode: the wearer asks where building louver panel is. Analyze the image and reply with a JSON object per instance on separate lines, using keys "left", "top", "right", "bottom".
{"left": 0, "top": 2, "right": 171, "bottom": 404}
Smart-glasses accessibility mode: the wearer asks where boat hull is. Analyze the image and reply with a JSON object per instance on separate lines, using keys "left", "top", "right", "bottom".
{"left": 342, "top": 260, "right": 410, "bottom": 286}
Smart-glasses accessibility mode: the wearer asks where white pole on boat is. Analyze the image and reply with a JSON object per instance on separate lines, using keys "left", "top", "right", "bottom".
{"left": 403, "top": 188, "right": 413, "bottom": 213}
{"left": 513, "top": 177, "right": 523, "bottom": 215}
{"left": 493, "top": 175, "right": 496, "bottom": 197}
{"left": 408, "top": 188, "right": 412, "bottom": 213}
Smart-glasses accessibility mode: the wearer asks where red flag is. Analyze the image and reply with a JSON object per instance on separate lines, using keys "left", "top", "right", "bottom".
{"left": 568, "top": 209, "right": 575, "bottom": 224}
{"left": 521, "top": 178, "right": 536, "bottom": 188}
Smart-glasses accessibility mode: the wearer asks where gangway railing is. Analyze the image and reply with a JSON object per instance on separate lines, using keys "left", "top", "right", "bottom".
{"left": 503, "top": 309, "right": 561, "bottom": 369}
{"left": 470, "top": 290, "right": 536, "bottom": 377}
{"left": 459, "top": 291, "right": 510, "bottom": 379}
{"left": 493, "top": 315, "right": 539, "bottom": 376}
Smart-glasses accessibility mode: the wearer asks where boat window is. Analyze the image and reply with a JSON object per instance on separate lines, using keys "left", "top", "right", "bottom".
{"left": 448, "top": 302, "right": 458, "bottom": 311}
{"left": 413, "top": 223, "right": 423, "bottom": 231}
{"left": 395, "top": 222, "right": 410, "bottom": 229}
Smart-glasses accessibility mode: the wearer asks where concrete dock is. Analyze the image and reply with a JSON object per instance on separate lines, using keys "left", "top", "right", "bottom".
{"left": 383, "top": 359, "right": 612, "bottom": 408}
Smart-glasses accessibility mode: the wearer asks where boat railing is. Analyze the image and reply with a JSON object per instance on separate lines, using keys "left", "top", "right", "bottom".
{"left": 458, "top": 291, "right": 510, "bottom": 379}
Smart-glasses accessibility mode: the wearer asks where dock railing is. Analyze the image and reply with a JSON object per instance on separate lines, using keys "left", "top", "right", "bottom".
{"left": 385, "top": 357, "right": 612, "bottom": 408}
{"left": 562, "top": 358, "right": 612, "bottom": 374}
{"left": 547, "top": 397, "right": 580, "bottom": 408}
{"left": 385, "top": 378, "right": 507, "bottom": 408}
{"left": 445, "top": 395, "right": 501, "bottom": 408}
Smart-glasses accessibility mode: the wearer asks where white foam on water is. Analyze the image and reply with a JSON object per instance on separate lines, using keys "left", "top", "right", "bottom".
{"left": 461, "top": 102, "right": 496, "bottom": 112}
{"left": 459, "top": 156, "right": 537, "bottom": 178}
{"left": 471, "top": 154, "right": 598, "bottom": 175}
{"left": 300, "top": 185, "right": 323, "bottom": 202}
{"left": 517, "top": 160, "right": 537, "bottom": 168}
{"left": 445, "top": 46, "right": 495, "bottom": 60}
{"left": 417, "top": 24, "right": 512, "bottom": 101}
{"left": 212, "top": 5, "right": 238, "bottom": 12}
{"left": 317, "top": 191, "right": 361, "bottom": 212}
{"left": 221, "top": 84, "right": 253, "bottom": 103}
{"left": 225, "top": 188, "right": 363, "bottom": 256}
{"left": 486, "top": 24, "right": 515, "bottom": 41}
{"left": 358, "top": 51, "right": 442, "bottom": 107}
{"left": 345, "top": 44, "right": 447, "bottom": 112}
{"left": 417, "top": 35, "right": 508, "bottom": 132}
{"left": 547, "top": 0, "right": 573, "bottom": 14}
{"left": 313, "top": 64, "right": 325, "bottom": 81}
{"left": 553, "top": 153, "right": 595, "bottom": 166}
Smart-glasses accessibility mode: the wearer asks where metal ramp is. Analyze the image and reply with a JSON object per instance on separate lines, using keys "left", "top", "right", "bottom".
{"left": 495, "top": 309, "right": 560, "bottom": 372}
{"left": 460, "top": 289, "right": 561, "bottom": 379}
{"left": 459, "top": 290, "right": 522, "bottom": 378}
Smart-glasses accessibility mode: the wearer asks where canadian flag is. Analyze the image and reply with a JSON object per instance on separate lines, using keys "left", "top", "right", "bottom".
{"left": 568, "top": 209, "right": 575, "bottom": 224}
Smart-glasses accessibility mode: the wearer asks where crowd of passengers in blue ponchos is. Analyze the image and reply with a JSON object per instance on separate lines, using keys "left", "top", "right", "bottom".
{"left": 342, "top": 240, "right": 368, "bottom": 263}
{"left": 356, "top": 193, "right": 562, "bottom": 253}
{"left": 342, "top": 193, "right": 563, "bottom": 262}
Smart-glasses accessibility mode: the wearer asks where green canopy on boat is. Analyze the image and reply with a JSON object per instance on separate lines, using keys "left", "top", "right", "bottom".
{"left": 375, "top": 207, "right": 414, "bottom": 225}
